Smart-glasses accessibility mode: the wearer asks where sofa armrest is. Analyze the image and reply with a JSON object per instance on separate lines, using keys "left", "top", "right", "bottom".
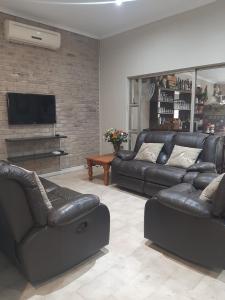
{"left": 117, "top": 150, "right": 136, "bottom": 161}
{"left": 187, "top": 162, "right": 216, "bottom": 173}
{"left": 48, "top": 194, "right": 100, "bottom": 226}
{"left": 156, "top": 190, "right": 211, "bottom": 218}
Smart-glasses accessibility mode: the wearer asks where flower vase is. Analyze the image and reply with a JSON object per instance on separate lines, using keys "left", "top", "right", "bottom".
{"left": 112, "top": 142, "right": 122, "bottom": 154}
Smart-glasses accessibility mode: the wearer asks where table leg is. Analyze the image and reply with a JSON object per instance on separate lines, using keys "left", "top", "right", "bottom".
{"left": 87, "top": 159, "right": 93, "bottom": 181}
{"left": 103, "top": 163, "right": 110, "bottom": 186}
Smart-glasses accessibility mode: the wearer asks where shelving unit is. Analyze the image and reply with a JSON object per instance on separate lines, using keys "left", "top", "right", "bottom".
{"left": 128, "top": 72, "right": 196, "bottom": 150}
{"left": 8, "top": 151, "right": 68, "bottom": 163}
{"left": 160, "top": 87, "right": 191, "bottom": 94}
{"left": 6, "top": 135, "right": 68, "bottom": 165}
{"left": 6, "top": 135, "right": 67, "bottom": 142}
{"left": 150, "top": 86, "right": 192, "bottom": 131}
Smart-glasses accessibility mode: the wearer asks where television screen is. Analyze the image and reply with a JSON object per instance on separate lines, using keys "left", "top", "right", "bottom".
{"left": 7, "top": 93, "right": 56, "bottom": 125}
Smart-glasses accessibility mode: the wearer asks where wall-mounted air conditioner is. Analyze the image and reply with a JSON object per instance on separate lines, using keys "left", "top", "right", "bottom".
{"left": 4, "top": 20, "right": 61, "bottom": 50}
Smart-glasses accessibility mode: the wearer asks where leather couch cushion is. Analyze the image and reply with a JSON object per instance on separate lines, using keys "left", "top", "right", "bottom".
{"left": 202, "top": 135, "right": 223, "bottom": 166}
{"left": 194, "top": 173, "right": 219, "bottom": 190}
{"left": 183, "top": 172, "right": 199, "bottom": 185}
{"left": 134, "top": 130, "right": 149, "bottom": 153}
{"left": 134, "top": 143, "right": 164, "bottom": 163}
{"left": 47, "top": 186, "right": 82, "bottom": 209}
{"left": 112, "top": 157, "right": 155, "bottom": 180}
{"left": 174, "top": 132, "right": 207, "bottom": 149}
{"left": 166, "top": 145, "right": 202, "bottom": 168}
{"left": 187, "top": 162, "right": 216, "bottom": 173}
{"left": 145, "top": 164, "right": 187, "bottom": 186}
{"left": 0, "top": 179, "right": 34, "bottom": 243}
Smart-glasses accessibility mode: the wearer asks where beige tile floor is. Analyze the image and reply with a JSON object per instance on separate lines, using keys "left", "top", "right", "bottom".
{"left": 0, "top": 168, "right": 225, "bottom": 299}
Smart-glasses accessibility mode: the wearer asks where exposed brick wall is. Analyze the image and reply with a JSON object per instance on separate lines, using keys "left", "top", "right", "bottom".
{"left": 0, "top": 12, "right": 99, "bottom": 174}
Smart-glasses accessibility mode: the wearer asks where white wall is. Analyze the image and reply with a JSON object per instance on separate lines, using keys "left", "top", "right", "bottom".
{"left": 100, "top": 0, "right": 225, "bottom": 153}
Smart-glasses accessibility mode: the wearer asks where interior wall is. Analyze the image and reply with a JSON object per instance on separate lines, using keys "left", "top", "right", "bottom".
{"left": 0, "top": 12, "right": 99, "bottom": 173}
{"left": 100, "top": 0, "right": 225, "bottom": 153}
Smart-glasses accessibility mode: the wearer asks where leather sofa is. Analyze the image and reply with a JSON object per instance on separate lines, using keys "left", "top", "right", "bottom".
{"left": 144, "top": 172, "right": 225, "bottom": 268}
{"left": 112, "top": 130, "right": 224, "bottom": 196}
{"left": 0, "top": 161, "right": 110, "bottom": 283}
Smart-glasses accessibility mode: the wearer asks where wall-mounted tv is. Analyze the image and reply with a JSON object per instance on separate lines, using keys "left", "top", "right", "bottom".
{"left": 7, "top": 93, "right": 56, "bottom": 125}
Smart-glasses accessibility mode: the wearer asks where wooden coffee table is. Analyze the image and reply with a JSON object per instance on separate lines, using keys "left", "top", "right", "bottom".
{"left": 86, "top": 153, "right": 115, "bottom": 186}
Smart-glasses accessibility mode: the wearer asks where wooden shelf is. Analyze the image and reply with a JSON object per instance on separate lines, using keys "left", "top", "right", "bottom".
{"left": 8, "top": 151, "right": 68, "bottom": 163}
{"left": 160, "top": 88, "right": 191, "bottom": 94}
{"left": 6, "top": 135, "right": 67, "bottom": 142}
{"left": 175, "top": 109, "right": 191, "bottom": 111}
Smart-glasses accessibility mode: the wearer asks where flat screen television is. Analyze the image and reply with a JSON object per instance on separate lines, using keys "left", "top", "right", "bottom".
{"left": 7, "top": 93, "right": 56, "bottom": 125}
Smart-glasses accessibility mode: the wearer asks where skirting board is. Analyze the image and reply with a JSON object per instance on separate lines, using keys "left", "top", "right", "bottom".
{"left": 42, "top": 165, "right": 85, "bottom": 178}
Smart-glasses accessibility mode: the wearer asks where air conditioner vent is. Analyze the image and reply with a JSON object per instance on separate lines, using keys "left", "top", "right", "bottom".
{"left": 4, "top": 20, "right": 61, "bottom": 50}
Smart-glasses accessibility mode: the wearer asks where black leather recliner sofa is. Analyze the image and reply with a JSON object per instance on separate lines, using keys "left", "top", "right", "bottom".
{"left": 0, "top": 161, "right": 110, "bottom": 283}
{"left": 144, "top": 172, "right": 225, "bottom": 268}
{"left": 112, "top": 130, "right": 224, "bottom": 196}
{"left": 111, "top": 129, "right": 225, "bottom": 268}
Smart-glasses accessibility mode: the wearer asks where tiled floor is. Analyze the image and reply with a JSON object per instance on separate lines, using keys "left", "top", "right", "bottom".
{"left": 1, "top": 168, "right": 225, "bottom": 299}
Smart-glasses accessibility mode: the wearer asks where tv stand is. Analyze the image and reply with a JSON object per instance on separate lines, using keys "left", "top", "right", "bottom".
{"left": 5, "top": 135, "right": 68, "bottom": 164}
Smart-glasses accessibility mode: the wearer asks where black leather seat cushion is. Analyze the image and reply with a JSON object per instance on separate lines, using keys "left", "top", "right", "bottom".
{"left": 193, "top": 173, "right": 218, "bottom": 190}
{"left": 145, "top": 164, "right": 187, "bottom": 187}
{"left": 47, "top": 186, "right": 82, "bottom": 209}
{"left": 112, "top": 158, "right": 155, "bottom": 180}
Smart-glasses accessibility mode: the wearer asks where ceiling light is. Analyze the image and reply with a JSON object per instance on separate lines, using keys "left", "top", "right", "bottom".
{"left": 31, "top": 0, "right": 136, "bottom": 5}
{"left": 116, "top": 0, "right": 123, "bottom": 5}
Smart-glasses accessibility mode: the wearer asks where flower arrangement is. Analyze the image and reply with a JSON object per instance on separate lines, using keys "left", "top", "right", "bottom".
{"left": 104, "top": 128, "right": 128, "bottom": 153}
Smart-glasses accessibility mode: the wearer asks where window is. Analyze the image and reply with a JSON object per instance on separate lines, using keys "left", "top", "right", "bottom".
{"left": 195, "top": 66, "right": 225, "bottom": 134}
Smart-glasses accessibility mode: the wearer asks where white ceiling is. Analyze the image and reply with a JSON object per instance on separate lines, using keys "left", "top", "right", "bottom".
{"left": 0, "top": 0, "right": 216, "bottom": 39}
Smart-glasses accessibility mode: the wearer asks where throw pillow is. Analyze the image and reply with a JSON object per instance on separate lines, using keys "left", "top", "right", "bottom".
{"left": 33, "top": 172, "right": 52, "bottom": 209}
{"left": 166, "top": 145, "right": 202, "bottom": 169}
{"left": 211, "top": 174, "right": 225, "bottom": 217}
{"left": 6, "top": 164, "right": 53, "bottom": 225}
{"left": 11, "top": 164, "right": 52, "bottom": 209}
{"left": 200, "top": 173, "right": 224, "bottom": 202}
{"left": 134, "top": 143, "right": 164, "bottom": 163}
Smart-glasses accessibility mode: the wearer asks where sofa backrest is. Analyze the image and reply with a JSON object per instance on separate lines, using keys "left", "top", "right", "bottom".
{"left": 0, "top": 161, "right": 50, "bottom": 241}
{"left": 134, "top": 130, "right": 176, "bottom": 164}
{"left": 134, "top": 130, "right": 224, "bottom": 170}
{"left": 202, "top": 134, "right": 224, "bottom": 170}
{"left": 173, "top": 132, "right": 207, "bottom": 149}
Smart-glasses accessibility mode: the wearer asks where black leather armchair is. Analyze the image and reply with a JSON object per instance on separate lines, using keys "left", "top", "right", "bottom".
{"left": 144, "top": 173, "right": 225, "bottom": 268}
{"left": 0, "top": 161, "right": 110, "bottom": 283}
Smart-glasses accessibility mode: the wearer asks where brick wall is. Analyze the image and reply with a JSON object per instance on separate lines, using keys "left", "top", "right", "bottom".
{"left": 0, "top": 12, "right": 99, "bottom": 174}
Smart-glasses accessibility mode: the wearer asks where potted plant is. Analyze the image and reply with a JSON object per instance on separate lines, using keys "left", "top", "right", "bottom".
{"left": 104, "top": 128, "right": 128, "bottom": 153}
